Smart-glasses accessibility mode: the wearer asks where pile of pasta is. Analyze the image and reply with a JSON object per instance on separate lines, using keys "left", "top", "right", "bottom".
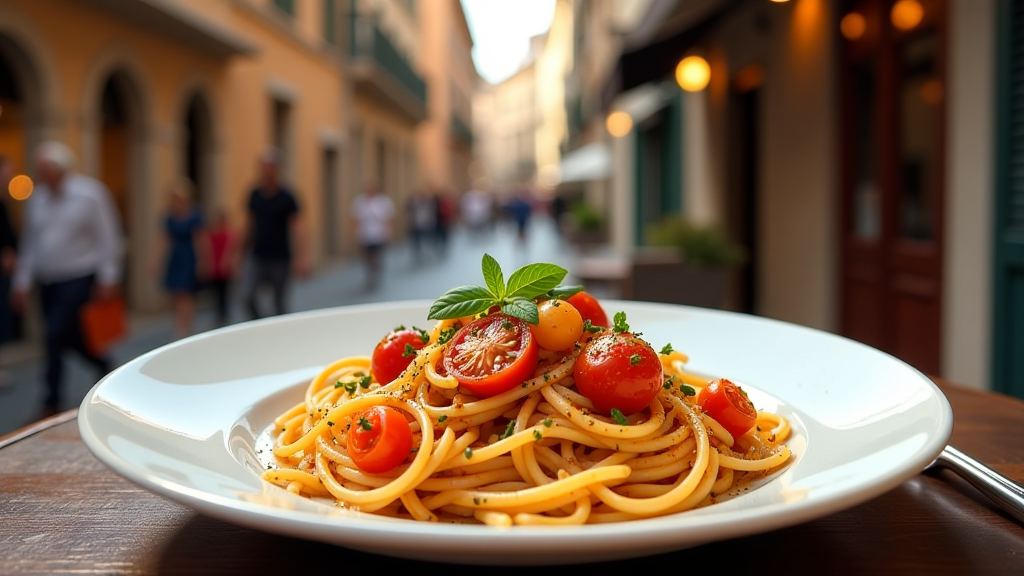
{"left": 262, "top": 319, "right": 792, "bottom": 526}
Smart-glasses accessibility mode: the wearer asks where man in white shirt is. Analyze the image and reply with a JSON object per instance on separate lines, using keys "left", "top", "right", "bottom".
{"left": 351, "top": 185, "right": 394, "bottom": 289}
{"left": 11, "top": 141, "right": 123, "bottom": 417}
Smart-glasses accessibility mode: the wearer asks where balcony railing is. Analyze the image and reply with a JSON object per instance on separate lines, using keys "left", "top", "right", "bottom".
{"left": 349, "top": 12, "right": 427, "bottom": 122}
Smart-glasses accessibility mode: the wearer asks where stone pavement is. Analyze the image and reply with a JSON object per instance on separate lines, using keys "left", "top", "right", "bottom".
{"left": 0, "top": 215, "right": 583, "bottom": 436}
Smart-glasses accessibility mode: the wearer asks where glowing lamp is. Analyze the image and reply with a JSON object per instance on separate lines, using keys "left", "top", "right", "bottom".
{"left": 891, "top": 0, "right": 924, "bottom": 31}
{"left": 606, "top": 111, "right": 633, "bottom": 138}
{"left": 841, "top": 13, "right": 867, "bottom": 40}
{"left": 9, "top": 175, "right": 33, "bottom": 201}
{"left": 676, "top": 56, "right": 711, "bottom": 92}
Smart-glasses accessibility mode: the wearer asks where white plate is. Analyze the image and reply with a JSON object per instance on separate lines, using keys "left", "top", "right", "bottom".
{"left": 79, "top": 300, "right": 952, "bottom": 565}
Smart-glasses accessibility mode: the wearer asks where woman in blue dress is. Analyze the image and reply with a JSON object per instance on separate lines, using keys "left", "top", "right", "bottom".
{"left": 158, "top": 179, "right": 206, "bottom": 338}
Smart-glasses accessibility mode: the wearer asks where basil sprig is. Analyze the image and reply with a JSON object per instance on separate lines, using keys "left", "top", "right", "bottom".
{"left": 428, "top": 254, "right": 568, "bottom": 324}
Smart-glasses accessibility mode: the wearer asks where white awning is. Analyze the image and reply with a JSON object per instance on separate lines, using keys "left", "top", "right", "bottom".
{"left": 557, "top": 142, "right": 612, "bottom": 184}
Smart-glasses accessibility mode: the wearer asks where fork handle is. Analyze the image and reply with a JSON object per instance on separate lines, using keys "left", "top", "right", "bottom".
{"left": 934, "top": 445, "right": 1024, "bottom": 524}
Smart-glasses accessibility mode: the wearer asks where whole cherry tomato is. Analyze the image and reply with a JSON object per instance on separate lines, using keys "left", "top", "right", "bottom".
{"left": 371, "top": 328, "right": 428, "bottom": 384}
{"left": 442, "top": 313, "right": 539, "bottom": 397}
{"left": 532, "top": 299, "right": 584, "bottom": 351}
{"left": 347, "top": 405, "right": 414, "bottom": 474}
{"left": 697, "top": 378, "right": 757, "bottom": 439}
{"left": 567, "top": 291, "right": 610, "bottom": 328}
{"left": 573, "top": 331, "right": 663, "bottom": 415}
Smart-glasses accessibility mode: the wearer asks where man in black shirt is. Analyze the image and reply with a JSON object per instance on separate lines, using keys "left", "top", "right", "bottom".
{"left": 241, "top": 149, "right": 307, "bottom": 319}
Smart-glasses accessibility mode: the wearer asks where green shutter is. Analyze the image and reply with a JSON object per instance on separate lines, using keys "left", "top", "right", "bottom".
{"left": 274, "top": 0, "right": 294, "bottom": 17}
{"left": 992, "top": 0, "right": 1024, "bottom": 398}
{"left": 324, "top": 0, "right": 336, "bottom": 44}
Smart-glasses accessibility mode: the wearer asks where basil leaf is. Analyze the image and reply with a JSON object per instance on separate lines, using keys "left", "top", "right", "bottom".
{"left": 548, "top": 285, "right": 584, "bottom": 299}
{"left": 501, "top": 296, "right": 539, "bottom": 325}
{"left": 481, "top": 253, "right": 504, "bottom": 298}
{"left": 428, "top": 285, "right": 495, "bottom": 319}
{"left": 505, "top": 263, "right": 568, "bottom": 300}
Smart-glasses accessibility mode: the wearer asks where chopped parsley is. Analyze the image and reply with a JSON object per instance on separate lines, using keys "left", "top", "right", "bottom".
{"left": 343, "top": 380, "right": 358, "bottom": 394}
{"left": 610, "top": 408, "right": 629, "bottom": 426}
{"left": 679, "top": 384, "right": 696, "bottom": 397}
{"left": 500, "top": 420, "right": 516, "bottom": 439}
{"left": 438, "top": 415, "right": 448, "bottom": 423}
{"left": 629, "top": 353, "right": 641, "bottom": 365}
{"left": 357, "top": 416, "right": 373, "bottom": 431}
{"left": 437, "top": 325, "right": 459, "bottom": 345}
{"left": 402, "top": 343, "right": 417, "bottom": 358}
{"left": 660, "top": 343, "right": 674, "bottom": 355}
{"left": 542, "top": 418, "right": 552, "bottom": 427}
{"left": 464, "top": 447, "right": 473, "bottom": 459}
{"left": 358, "top": 375, "right": 372, "bottom": 389}
{"left": 533, "top": 429, "right": 542, "bottom": 442}
{"left": 582, "top": 319, "right": 604, "bottom": 334}
{"left": 413, "top": 326, "right": 430, "bottom": 344}
{"left": 612, "top": 311, "right": 630, "bottom": 333}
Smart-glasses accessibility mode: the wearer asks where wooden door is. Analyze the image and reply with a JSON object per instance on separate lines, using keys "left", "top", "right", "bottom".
{"left": 839, "top": 0, "right": 946, "bottom": 375}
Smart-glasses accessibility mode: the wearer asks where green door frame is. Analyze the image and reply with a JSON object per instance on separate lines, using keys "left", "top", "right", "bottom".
{"left": 634, "top": 88, "right": 684, "bottom": 245}
{"left": 992, "top": 0, "right": 1024, "bottom": 399}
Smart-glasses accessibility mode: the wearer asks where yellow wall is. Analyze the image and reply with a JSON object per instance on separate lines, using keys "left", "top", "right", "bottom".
{"left": 0, "top": 0, "right": 346, "bottom": 312}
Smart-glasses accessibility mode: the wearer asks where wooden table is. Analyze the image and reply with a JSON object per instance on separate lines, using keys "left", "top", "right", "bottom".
{"left": 2, "top": 381, "right": 1023, "bottom": 574}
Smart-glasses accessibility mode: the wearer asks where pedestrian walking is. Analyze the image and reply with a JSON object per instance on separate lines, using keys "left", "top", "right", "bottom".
{"left": 11, "top": 141, "right": 123, "bottom": 418}
{"left": 351, "top": 185, "right": 394, "bottom": 289}
{"left": 461, "top": 187, "right": 492, "bottom": 239}
{"left": 0, "top": 156, "right": 19, "bottom": 390}
{"left": 153, "top": 179, "right": 206, "bottom": 339}
{"left": 240, "top": 148, "right": 308, "bottom": 320}
{"left": 206, "top": 208, "right": 237, "bottom": 327}
{"left": 407, "top": 188, "right": 436, "bottom": 261}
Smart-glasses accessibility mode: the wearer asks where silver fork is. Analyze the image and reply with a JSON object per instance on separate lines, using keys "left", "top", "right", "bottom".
{"left": 929, "top": 445, "right": 1024, "bottom": 524}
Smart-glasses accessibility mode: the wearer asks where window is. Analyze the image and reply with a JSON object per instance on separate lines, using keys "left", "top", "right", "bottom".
{"left": 273, "top": 0, "right": 294, "bottom": 17}
{"left": 324, "top": 0, "right": 336, "bottom": 44}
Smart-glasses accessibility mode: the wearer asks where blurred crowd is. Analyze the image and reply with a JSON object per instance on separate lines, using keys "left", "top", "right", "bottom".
{"left": 0, "top": 140, "right": 561, "bottom": 423}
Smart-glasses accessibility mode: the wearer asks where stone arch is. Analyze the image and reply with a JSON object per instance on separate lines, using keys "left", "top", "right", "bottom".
{"left": 80, "top": 46, "right": 155, "bottom": 309}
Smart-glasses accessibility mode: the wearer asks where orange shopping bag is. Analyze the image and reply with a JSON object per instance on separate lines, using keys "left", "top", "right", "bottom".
{"left": 80, "top": 296, "right": 127, "bottom": 357}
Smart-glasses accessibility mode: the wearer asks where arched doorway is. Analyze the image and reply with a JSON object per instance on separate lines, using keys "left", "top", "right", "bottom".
{"left": 0, "top": 31, "right": 45, "bottom": 343}
{"left": 182, "top": 93, "right": 214, "bottom": 216}
{"left": 96, "top": 70, "right": 144, "bottom": 307}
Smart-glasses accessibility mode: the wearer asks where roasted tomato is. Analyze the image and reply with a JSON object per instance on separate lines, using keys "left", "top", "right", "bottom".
{"left": 566, "top": 291, "right": 610, "bottom": 328}
{"left": 441, "top": 313, "right": 539, "bottom": 397}
{"left": 697, "top": 378, "right": 757, "bottom": 439}
{"left": 573, "top": 331, "right": 663, "bottom": 415}
{"left": 371, "top": 328, "right": 428, "bottom": 384}
{"left": 347, "top": 405, "right": 414, "bottom": 474}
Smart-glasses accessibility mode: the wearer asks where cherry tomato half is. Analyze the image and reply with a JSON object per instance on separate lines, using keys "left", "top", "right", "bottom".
{"left": 567, "top": 291, "right": 610, "bottom": 328}
{"left": 371, "top": 328, "right": 428, "bottom": 384}
{"left": 442, "top": 313, "right": 539, "bottom": 397}
{"left": 347, "top": 405, "right": 414, "bottom": 474}
{"left": 697, "top": 378, "right": 757, "bottom": 439}
{"left": 573, "top": 331, "right": 663, "bottom": 415}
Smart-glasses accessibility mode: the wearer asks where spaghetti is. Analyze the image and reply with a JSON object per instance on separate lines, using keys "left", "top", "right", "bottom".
{"left": 262, "top": 311, "right": 792, "bottom": 526}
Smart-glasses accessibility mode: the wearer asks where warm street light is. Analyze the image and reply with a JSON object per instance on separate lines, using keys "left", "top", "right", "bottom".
{"left": 9, "top": 175, "right": 33, "bottom": 201}
{"left": 606, "top": 111, "right": 633, "bottom": 137}
{"left": 891, "top": 0, "right": 924, "bottom": 31}
{"left": 841, "top": 12, "right": 866, "bottom": 40}
{"left": 675, "top": 56, "right": 711, "bottom": 92}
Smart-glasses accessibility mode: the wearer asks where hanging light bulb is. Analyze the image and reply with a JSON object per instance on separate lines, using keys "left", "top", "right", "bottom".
{"left": 841, "top": 12, "right": 867, "bottom": 40}
{"left": 676, "top": 56, "right": 711, "bottom": 92}
{"left": 891, "top": 0, "right": 924, "bottom": 31}
{"left": 606, "top": 111, "right": 633, "bottom": 138}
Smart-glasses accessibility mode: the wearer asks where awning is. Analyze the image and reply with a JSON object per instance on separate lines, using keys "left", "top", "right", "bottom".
{"left": 557, "top": 142, "right": 612, "bottom": 184}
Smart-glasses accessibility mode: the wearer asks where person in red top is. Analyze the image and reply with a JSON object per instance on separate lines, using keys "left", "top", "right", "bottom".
{"left": 207, "top": 209, "right": 237, "bottom": 327}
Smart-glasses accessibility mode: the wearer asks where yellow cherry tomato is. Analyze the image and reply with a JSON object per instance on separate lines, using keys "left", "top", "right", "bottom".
{"left": 532, "top": 299, "right": 584, "bottom": 351}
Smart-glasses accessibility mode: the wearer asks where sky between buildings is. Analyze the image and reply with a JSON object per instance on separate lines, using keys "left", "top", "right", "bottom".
{"left": 461, "top": 0, "right": 556, "bottom": 85}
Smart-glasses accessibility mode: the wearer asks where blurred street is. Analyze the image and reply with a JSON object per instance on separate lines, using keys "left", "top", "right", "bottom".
{"left": 0, "top": 215, "right": 576, "bottom": 437}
